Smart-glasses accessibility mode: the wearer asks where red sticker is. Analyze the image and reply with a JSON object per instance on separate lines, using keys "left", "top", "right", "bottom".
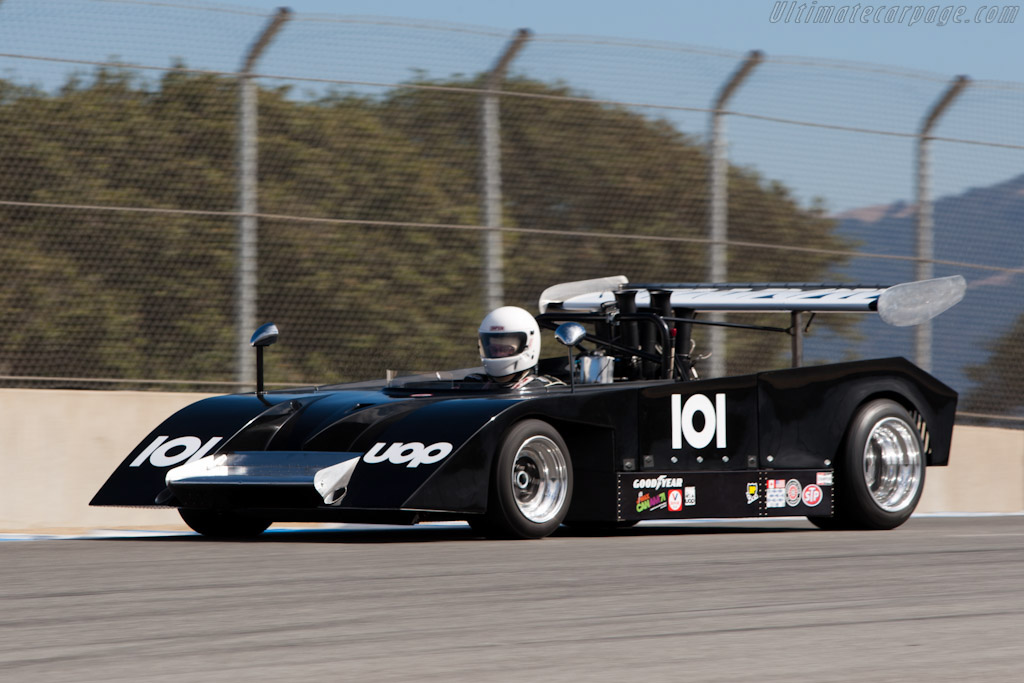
{"left": 802, "top": 484, "right": 823, "bottom": 507}
{"left": 668, "top": 489, "right": 683, "bottom": 512}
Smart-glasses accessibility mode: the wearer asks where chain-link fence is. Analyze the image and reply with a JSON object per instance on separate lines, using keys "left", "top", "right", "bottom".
{"left": 0, "top": 0, "right": 1021, "bottom": 425}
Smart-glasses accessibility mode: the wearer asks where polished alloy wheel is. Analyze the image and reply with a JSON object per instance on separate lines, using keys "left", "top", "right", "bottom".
{"left": 511, "top": 435, "right": 569, "bottom": 523}
{"left": 862, "top": 416, "right": 923, "bottom": 512}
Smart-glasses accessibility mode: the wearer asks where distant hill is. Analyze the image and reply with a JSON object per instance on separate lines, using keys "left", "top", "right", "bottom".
{"left": 805, "top": 173, "right": 1024, "bottom": 396}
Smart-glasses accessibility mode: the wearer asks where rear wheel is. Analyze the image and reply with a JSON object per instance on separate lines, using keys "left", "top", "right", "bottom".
{"left": 179, "top": 509, "right": 271, "bottom": 539}
{"left": 484, "top": 420, "right": 573, "bottom": 539}
{"left": 819, "top": 399, "right": 925, "bottom": 530}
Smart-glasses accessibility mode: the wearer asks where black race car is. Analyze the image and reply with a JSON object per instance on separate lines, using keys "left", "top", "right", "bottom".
{"left": 91, "top": 275, "right": 965, "bottom": 539}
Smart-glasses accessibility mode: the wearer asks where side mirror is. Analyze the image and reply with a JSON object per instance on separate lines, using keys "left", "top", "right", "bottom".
{"left": 554, "top": 322, "right": 586, "bottom": 348}
{"left": 554, "top": 322, "right": 587, "bottom": 394}
{"left": 250, "top": 323, "right": 279, "bottom": 398}
{"left": 250, "top": 322, "right": 279, "bottom": 347}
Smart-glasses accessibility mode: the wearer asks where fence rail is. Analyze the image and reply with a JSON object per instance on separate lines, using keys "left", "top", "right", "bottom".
{"left": 0, "top": 0, "right": 1022, "bottom": 424}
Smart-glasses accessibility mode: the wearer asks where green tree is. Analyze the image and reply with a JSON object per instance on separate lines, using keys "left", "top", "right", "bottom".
{"left": 0, "top": 69, "right": 850, "bottom": 386}
{"left": 380, "top": 76, "right": 848, "bottom": 374}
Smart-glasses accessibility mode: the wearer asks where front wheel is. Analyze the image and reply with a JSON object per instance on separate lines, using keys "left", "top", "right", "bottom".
{"left": 827, "top": 399, "right": 925, "bottom": 530}
{"left": 484, "top": 420, "right": 573, "bottom": 539}
{"left": 179, "top": 509, "right": 271, "bottom": 539}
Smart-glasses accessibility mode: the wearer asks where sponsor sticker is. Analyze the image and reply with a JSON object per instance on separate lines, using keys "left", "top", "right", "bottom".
{"left": 636, "top": 490, "right": 668, "bottom": 513}
{"left": 802, "top": 484, "right": 823, "bottom": 507}
{"left": 632, "top": 475, "right": 683, "bottom": 490}
{"left": 816, "top": 471, "right": 834, "bottom": 486}
{"left": 745, "top": 482, "right": 759, "bottom": 505}
{"left": 785, "top": 479, "right": 802, "bottom": 507}
{"left": 667, "top": 489, "right": 683, "bottom": 512}
{"left": 684, "top": 486, "right": 696, "bottom": 507}
{"left": 766, "top": 479, "right": 787, "bottom": 508}
{"left": 362, "top": 442, "right": 453, "bottom": 468}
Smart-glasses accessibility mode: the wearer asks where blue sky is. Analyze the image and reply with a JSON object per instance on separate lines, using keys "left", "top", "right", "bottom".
{"left": 240, "top": 0, "right": 1022, "bottom": 82}
{"left": 1, "top": 0, "right": 1020, "bottom": 213}
{"left": 216, "top": 1, "right": 1024, "bottom": 213}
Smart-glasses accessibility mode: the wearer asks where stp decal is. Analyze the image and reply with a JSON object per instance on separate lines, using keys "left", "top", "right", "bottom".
{"left": 129, "top": 435, "right": 223, "bottom": 468}
{"left": 802, "top": 484, "right": 823, "bottom": 507}
{"left": 670, "top": 393, "right": 727, "bottom": 450}
{"left": 362, "top": 442, "right": 453, "bottom": 468}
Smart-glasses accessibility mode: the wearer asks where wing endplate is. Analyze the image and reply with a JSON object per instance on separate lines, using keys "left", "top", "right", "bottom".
{"left": 538, "top": 275, "right": 629, "bottom": 313}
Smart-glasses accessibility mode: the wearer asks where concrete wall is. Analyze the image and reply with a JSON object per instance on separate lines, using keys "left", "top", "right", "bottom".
{"left": 1, "top": 389, "right": 1021, "bottom": 531}
{"left": 0, "top": 389, "right": 213, "bottom": 531}
{"left": 919, "top": 424, "right": 1024, "bottom": 513}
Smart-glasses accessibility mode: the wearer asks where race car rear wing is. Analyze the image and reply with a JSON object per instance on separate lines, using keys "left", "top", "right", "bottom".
{"left": 539, "top": 275, "right": 966, "bottom": 328}
{"left": 537, "top": 275, "right": 966, "bottom": 378}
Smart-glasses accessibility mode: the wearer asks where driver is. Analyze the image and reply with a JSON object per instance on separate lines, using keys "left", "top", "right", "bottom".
{"left": 469, "top": 306, "right": 564, "bottom": 389}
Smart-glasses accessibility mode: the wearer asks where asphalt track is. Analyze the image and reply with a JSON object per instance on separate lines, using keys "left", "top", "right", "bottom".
{"left": 2, "top": 516, "right": 1022, "bottom": 683}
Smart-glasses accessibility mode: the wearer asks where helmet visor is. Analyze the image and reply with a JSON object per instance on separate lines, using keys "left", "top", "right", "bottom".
{"left": 479, "top": 332, "right": 527, "bottom": 359}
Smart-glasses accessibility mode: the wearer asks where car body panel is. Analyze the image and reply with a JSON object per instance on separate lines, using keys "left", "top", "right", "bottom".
{"left": 91, "top": 358, "right": 956, "bottom": 525}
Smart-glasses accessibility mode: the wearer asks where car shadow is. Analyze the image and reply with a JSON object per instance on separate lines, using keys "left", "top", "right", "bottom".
{"left": 90, "top": 519, "right": 820, "bottom": 544}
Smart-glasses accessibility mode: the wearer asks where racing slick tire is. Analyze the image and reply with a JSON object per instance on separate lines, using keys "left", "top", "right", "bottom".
{"left": 818, "top": 399, "right": 925, "bottom": 531}
{"left": 179, "top": 508, "right": 271, "bottom": 539}
{"left": 484, "top": 420, "right": 573, "bottom": 539}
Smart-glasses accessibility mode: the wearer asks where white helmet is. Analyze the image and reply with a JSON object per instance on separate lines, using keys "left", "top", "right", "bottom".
{"left": 477, "top": 306, "right": 540, "bottom": 380}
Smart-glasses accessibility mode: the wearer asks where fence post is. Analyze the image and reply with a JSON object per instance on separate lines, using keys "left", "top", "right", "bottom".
{"left": 707, "top": 50, "right": 762, "bottom": 378}
{"left": 915, "top": 74, "right": 968, "bottom": 373}
{"left": 480, "top": 28, "right": 531, "bottom": 313}
{"left": 235, "top": 7, "right": 291, "bottom": 388}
